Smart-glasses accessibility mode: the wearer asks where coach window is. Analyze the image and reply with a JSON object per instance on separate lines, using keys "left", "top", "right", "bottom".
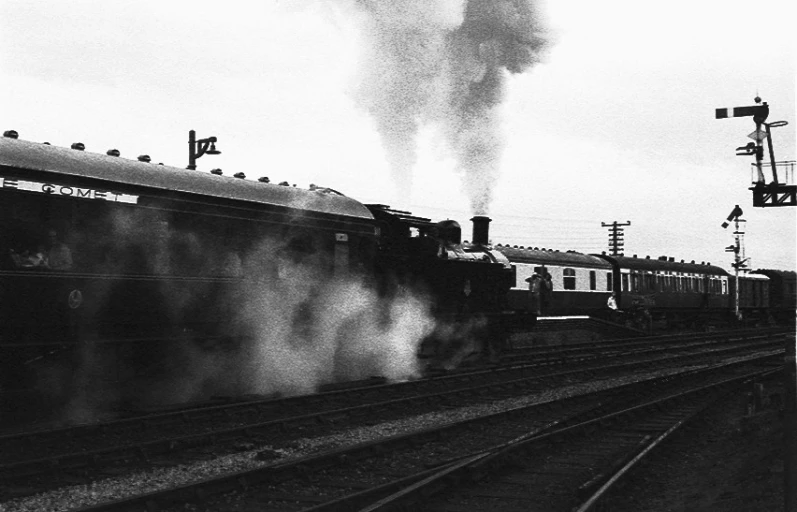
{"left": 589, "top": 270, "right": 596, "bottom": 290}
{"left": 622, "top": 273, "right": 629, "bottom": 292}
{"left": 563, "top": 268, "right": 576, "bottom": 290}
{"left": 606, "top": 272, "right": 613, "bottom": 291}
{"left": 631, "top": 272, "right": 639, "bottom": 292}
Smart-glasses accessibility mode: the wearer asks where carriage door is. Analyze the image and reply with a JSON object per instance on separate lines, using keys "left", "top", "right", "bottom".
{"left": 334, "top": 233, "right": 349, "bottom": 275}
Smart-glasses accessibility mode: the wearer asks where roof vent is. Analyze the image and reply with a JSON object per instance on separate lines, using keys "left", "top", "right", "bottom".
{"left": 233, "top": 172, "right": 246, "bottom": 179}
{"left": 137, "top": 155, "right": 151, "bottom": 163}
{"left": 258, "top": 177, "right": 270, "bottom": 183}
{"left": 71, "top": 142, "right": 85, "bottom": 151}
{"left": 646, "top": 255, "right": 650, "bottom": 259}
{"left": 691, "top": 260, "right": 695, "bottom": 264}
{"left": 633, "top": 254, "right": 638, "bottom": 258}
{"left": 210, "top": 169, "right": 223, "bottom": 175}
{"left": 106, "top": 149, "right": 120, "bottom": 157}
{"left": 669, "top": 257, "right": 675, "bottom": 262}
{"left": 3, "top": 130, "right": 18, "bottom": 139}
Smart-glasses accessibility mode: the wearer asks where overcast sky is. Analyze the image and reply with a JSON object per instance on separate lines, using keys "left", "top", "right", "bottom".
{"left": 2, "top": 0, "right": 794, "bottom": 271}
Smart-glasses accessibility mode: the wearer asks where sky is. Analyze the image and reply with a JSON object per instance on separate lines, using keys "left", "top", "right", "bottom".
{"left": 1, "top": 0, "right": 795, "bottom": 271}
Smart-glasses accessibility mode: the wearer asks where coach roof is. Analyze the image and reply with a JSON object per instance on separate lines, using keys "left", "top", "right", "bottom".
{"left": 496, "top": 246, "right": 612, "bottom": 270}
{"left": 602, "top": 254, "right": 728, "bottom": 276}
{"left": 0, "top": 137, "right": 373, "bottom": 220}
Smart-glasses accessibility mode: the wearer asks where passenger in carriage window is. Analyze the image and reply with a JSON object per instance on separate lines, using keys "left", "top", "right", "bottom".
{"left": 45, "top": 229, "right": 73, "bottom": 270}
{"left": 9, "top": 246, "right": 47, "bottom": 268}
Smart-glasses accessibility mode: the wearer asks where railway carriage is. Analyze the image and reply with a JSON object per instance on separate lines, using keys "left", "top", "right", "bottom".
{"left": 596, "top": 254, "right": 730, "bottom": 327}
{"left": 752, "top": 269, "right": 796, "bottom": 322}
{"left": 495, "top": 246, "right": 613, "bottom": 317}
{"left": 731, "top": 273, "right": 770, "bottom": 313}
{"left": 0, "top": 134, "right": 378, "bottom": 397}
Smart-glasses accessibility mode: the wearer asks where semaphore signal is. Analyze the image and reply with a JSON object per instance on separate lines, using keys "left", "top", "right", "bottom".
{"left": 715, "top": 97, "right": 794, "bottom": 207}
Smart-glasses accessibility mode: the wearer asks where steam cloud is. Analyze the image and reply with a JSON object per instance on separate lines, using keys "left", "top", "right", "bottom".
{"left": 51, "top": 210, "right": 436, "bottom": 422}
{"left": 351, "top": 0, "right": 549, "bottom": 214}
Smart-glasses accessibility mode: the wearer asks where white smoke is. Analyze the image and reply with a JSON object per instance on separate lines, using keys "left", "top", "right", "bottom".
{"left": 350, "top": 0, "right": 549, "bottom": 214}
{"left": 229, "top": 238, "right": 436, "bottom": 396}
{"left": 66, "top": 226, "right": 437, "bottom": 414}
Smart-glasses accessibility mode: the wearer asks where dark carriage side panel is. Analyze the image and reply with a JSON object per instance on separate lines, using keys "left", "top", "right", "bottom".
{"left": 0, "top": 137, "right": 378, "bottom": 396}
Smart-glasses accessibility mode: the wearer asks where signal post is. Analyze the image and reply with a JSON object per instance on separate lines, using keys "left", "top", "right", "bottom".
{"left": 716, "top": 98, "right": 796, "bottom": 511}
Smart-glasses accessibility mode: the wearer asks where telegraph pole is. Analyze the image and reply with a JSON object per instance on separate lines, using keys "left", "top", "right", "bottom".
{"left": 601, "top": 221, "right": 631, "bottom": 256}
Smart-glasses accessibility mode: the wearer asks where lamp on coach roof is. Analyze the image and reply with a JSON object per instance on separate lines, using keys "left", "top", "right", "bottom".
{"left": 137, "top": 155, "right": 151, "bottom": 163}
{"left": 258, "top": 177, "right": 270, "bottom": 183}
{"left": 210, "top": 169, "right": 223, "bottom": 176}
{"left": 71, "top": 142, "right": 85, "bottom": 151}
{"left": 3, "top": 130, "right": 18, "bottom": 139}
{"left": 106, "top": 149, "right": 120, "bottom": 157}
{"left": 233, "top": 172, "right": 246, "bottom": 179}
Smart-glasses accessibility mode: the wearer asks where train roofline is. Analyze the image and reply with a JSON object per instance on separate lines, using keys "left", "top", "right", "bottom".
{"left": 0, "top": 137, "right": 374, "bottom": 220}
{"left": 495, "top": 245, "right": 612, "bottom": 269}
{"left": 596, "top": 253, "right": 728, "bottom": 276}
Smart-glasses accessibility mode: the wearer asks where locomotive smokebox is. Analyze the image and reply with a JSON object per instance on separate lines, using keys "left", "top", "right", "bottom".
{"left": 470, "top": 215, "right": 491, "bottom": 246}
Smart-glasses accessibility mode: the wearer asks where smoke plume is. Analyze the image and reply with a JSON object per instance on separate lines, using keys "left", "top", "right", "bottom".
{"left": 352, "top": 0, "right": 549, "bottom": 214}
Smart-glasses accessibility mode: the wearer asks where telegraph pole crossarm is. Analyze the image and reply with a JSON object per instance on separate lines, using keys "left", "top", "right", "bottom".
{"left": 601, "top": 221, "right": 631, "bottom": 256}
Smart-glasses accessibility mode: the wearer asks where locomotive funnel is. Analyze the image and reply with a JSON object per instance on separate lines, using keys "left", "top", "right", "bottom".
{"left": 470, "top": 216, "right": 491, "bottom": 246}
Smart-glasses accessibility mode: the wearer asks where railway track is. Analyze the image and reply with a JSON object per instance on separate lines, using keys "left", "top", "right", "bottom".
{"left": 0, "top": 333, "right": 783, "bottom": 491}
{"left": 368, "top": 363, "right": 782, "bottom": 512}
{"left": 0, "top": 331, "right": 785, "bottom": 511}
{"left": 61, "top": 352, "right": 782, "bottom": 512}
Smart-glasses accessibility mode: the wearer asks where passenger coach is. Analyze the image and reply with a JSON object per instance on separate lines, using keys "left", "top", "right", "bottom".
{"left": 496, "top": 245, "right": 613, "bottom": 316}
{"left": 0, "top": 134, "right": 377, "bottom": 391}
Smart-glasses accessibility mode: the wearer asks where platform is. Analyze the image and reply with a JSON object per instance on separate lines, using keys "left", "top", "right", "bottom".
{"left": 509, "top": 315, "right": 645, "bottom": 348}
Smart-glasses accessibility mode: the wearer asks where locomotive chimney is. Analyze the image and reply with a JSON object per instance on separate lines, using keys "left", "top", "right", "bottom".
{"left": 470, "top": 216, "right": 491, "bottom": 246}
